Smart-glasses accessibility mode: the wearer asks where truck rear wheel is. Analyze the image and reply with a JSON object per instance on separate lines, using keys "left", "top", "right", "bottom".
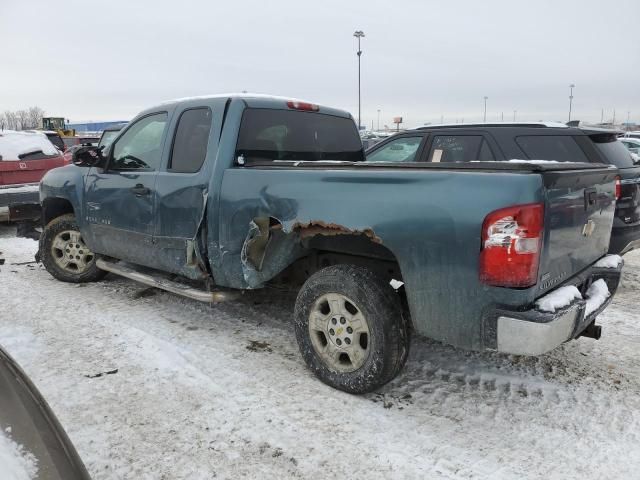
{"left": 294, "top": 264, "right": 410, "bottom": 394}
{"left": 40, "top": 214, "right": 107, "bottom": 283}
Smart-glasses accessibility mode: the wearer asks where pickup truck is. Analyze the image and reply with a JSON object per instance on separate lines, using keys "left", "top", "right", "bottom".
{"left": 38, "top": 95, "right": 623, "bottom": 393}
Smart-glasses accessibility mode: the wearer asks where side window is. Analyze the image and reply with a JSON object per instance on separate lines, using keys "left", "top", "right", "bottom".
{"left": 515, "top": 135, "right": 589, "bottom": 162}
{"left": 169, "top": 108, "right": 212, "bottom": 173}
{"left": 111, "top": 113, "right": 167, "bottom": 170}
{"left": 366, "top": 136, "right": 423, "bottom": 163}
{"left": 427, "top": 135, "right": 486, "bottom": 162}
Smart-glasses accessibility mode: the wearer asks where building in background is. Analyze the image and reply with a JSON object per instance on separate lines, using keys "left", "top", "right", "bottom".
{"left": 67, "top": 120, "right": 128, "bottom": 134}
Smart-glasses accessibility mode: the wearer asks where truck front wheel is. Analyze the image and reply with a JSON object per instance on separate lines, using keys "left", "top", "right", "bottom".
{"left": 294, "top": 264, "right": 410, "bottom": 394}
{"left": 40, "top": 214, "right": 107, "bottom": 283}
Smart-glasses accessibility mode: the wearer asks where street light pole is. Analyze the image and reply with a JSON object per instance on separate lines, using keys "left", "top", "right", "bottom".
{"left": 568, "top": 84, "right": 575, "bottom": 122}
{"left": 513, "top": 110, "right": 517, "bottom": 122}
{"left": 483, "top": 96, "right": 488, "bottom": 122}
{"left": 377, "top": 109, "right": 381, "bottom": 131}
{"left": 353, "top": 30, "right": 365, "bottom": 130}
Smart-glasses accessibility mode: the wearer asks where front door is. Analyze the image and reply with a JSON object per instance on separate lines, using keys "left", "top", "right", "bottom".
{"left": 84, "top": 112, "right": 169, "bottom": 266}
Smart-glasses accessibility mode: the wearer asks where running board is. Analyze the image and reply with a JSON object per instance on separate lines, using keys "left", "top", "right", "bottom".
{"left": 96, "top": 259, "right": 239, "bottom": 303}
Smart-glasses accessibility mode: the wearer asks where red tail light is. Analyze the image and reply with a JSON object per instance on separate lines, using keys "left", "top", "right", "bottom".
{"left": 286, "top": 100, "right": 319, "bottom": 112}
{"left": 615, "top": 176, "right": 621, "bottom": 200}
{"left": 479, "top": 203, "right": 544, "bottom": 288}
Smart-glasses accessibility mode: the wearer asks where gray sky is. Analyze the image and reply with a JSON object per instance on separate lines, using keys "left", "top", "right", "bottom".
{"left": 2, "top": 0, "right": 639, "bottom": 127}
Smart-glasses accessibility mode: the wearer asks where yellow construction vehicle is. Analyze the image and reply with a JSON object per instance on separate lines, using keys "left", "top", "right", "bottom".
{"left": 42, "top": 117, "right": 75, "bottom": 137}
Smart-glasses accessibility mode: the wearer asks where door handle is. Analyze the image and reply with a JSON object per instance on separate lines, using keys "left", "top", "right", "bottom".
{"left": 130, "top": 184, "right": 151, "bottom": 196}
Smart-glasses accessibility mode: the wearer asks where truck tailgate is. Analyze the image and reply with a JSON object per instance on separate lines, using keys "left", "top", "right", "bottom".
{"left": 537, "top": 167, "right": 618, "bottom": 294}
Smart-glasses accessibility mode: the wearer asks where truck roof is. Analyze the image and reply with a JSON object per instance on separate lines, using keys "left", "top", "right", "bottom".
{"left": 147, "top": 93, "right": 353, "bottom": 119}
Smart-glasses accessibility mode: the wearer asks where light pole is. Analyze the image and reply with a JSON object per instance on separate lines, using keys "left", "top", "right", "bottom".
{"left": 483, "top": 96, "right": 488, "bottom": 122}
{"left": 568, "top": 84, "right": 575, "bottom": 122}
{"left": 354, "top": 30, "right": 365, "bottom": 130}
{"left": 377, "top": 109, "right": 381, "bottom": 131}
{"left": 513, "top": 110, "right": 517, "bottom": 122}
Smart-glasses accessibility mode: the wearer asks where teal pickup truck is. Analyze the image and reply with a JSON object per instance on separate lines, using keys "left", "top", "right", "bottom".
{"left": 38, "top": 94, "right": 623, "bottom": 393}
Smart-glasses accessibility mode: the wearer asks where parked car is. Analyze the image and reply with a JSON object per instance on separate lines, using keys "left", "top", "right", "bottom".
{"left": 366, "top": 123, "right": 640, "bottom": 255}
{"left": 620, "top": 131, "right": 640, "bottom": 140}
{"left": 0, "top": 130, "right": 66, "bottom": 228}
{"left": 0, "top": 344, "right": 91, "bottom": 480}
{"left": 620, "top": 137, "right": 640, "bottom": 160}
{"left": 38, "top": 96, "right": 622, "bottom": 393}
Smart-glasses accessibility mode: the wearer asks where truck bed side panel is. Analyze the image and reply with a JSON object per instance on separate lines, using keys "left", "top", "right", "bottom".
{"left": 217, "top": 168, "right": 543, "bottom": 350}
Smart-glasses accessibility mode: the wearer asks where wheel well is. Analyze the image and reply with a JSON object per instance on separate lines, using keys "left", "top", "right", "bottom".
{"left": 42, "top": 198, "right": 74, "bottom": 226}
{"left": 273, "top": 234, "right": 404, "bottom": 287}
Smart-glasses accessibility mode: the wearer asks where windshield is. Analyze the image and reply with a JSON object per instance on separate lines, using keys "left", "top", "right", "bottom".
{"left": 591, "top": 135, "right": 636, "bottom": 168}
{"left": 236, "top": 109, "right": 364, "bottom": 163}
{"left": 98, "top": 130, "right": 119, "bottom": 149}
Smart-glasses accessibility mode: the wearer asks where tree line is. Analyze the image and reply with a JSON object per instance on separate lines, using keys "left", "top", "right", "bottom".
{"left": 0, "top": 107, "right": 46, "bottom": 131}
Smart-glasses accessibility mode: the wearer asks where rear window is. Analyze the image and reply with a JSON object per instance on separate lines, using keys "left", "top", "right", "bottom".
{"left": 515, "top": 135, "right": 589, "bottom": 163}
{"left": 236, "top": 109, "right": 364, "bottom": 163}
{"left": 590, "top": 135, "right": 635, "bottom": 168}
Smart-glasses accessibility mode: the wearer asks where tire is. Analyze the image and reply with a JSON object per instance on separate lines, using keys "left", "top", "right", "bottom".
{"left": 294, "top": 264, "right": 410, "bottom": 394}
{"left": 40, "top": 214, "right": 107, "bottom": 283}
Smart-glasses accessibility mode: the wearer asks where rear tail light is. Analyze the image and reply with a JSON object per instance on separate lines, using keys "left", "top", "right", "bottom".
{"left": 479, "top": 203, "right": 544, "bottom": 288}
{"left": 615, "top": 176, "right": 621, "bottom": 200}
{"left": 286, "top": 100, "right": 319, "bottom": 112}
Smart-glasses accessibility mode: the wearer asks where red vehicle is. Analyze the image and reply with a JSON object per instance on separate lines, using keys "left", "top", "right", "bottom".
{"left": 0, "top": 131, "right": 66, "bottom": 228}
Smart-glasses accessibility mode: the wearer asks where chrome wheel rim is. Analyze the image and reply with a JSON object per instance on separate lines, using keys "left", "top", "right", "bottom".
{"left": 308, "top": 293, "right": 371, "bottom": 373}
{"left": 51, "top": 230, "right": 95, "bottom": 274}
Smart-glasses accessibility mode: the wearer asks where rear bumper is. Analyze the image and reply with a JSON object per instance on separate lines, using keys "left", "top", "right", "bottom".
{"left": 490, "top": 260, "right": 623, "bottom": 356}
{"left": 608, "top": 224, "right": 640, "bottom": 255}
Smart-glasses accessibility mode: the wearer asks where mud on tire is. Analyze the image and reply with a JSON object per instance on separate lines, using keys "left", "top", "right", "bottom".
{"left": 294, "top": 264, "right": 410, "bottom": 394}
{"left": 40, "top": 214, "right": 107, "bottom": 283}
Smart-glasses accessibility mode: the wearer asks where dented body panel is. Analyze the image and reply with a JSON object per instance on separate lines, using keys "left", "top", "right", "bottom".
{"left": 39, "top": 94, "right": 621, "bottom": 352}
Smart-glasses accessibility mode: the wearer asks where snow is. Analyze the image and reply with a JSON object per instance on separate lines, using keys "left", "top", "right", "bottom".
{"left": 535, "top": 285, "right": 582, "bottom": 312}
{"left": 0, "top": 184, "right": 39, "bottom": 195}
{"left": 507, "top": 159, "right": 561, "bottom": 164}
{"left": 594, "top": 254, "right": 623, "bottom": 269}
{"left": 0, "top": 427, "right": 38, "bottom": 480}
{"left": 584, "top": 279, "right": 611, "bottom": 317}
{"left": 0, "top": 131, "right": 58, "bottom": 161}
{"left": 1, "top": 224, "right": 640, "bottom": 479}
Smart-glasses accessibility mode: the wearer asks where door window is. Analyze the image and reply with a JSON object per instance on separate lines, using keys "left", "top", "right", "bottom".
{"left": 169, "top": 108, "right": 212, "bottom": 173}
{"left": 111, "top": 113, "right": 167, "bottom": 170}
{"left": 366, "top": 136, "right": 423, "bottom": 163}
{"left": 427, "top": 135, "right": 493, "bottom": 162}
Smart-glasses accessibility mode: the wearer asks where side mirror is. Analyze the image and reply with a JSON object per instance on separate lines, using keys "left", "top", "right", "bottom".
{"left": 72, "top": 145, "right": 105, "bottom": 168}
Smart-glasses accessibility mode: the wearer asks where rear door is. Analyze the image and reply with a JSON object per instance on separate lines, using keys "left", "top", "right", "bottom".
{"left": 153, "top": 99, "right": 225, "bottom": 276}
{"left": 84, "top": 112, "right": 169, "bottom": 265}
{"left": 422, "top": 130, "right": 497, "bottom": 162}
{"left": 537, "top": 166, "right": 617, "bottom": 294}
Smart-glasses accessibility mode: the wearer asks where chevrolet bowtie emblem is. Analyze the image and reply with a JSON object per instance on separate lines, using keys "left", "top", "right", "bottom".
{"left": 582, "top": 220, "right": 596, "bottom": 237}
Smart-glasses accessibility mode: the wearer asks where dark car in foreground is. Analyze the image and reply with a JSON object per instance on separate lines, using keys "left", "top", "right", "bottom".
{"left": 0, "top": 345, "right": 90, "bottom": 480}
{"left": 366, "top": 122, "right": 640, "bottom": 255}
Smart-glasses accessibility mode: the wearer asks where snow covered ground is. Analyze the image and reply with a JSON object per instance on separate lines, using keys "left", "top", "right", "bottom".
{"left": 1, "top": 224, "right": 639, "bottom": 479}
